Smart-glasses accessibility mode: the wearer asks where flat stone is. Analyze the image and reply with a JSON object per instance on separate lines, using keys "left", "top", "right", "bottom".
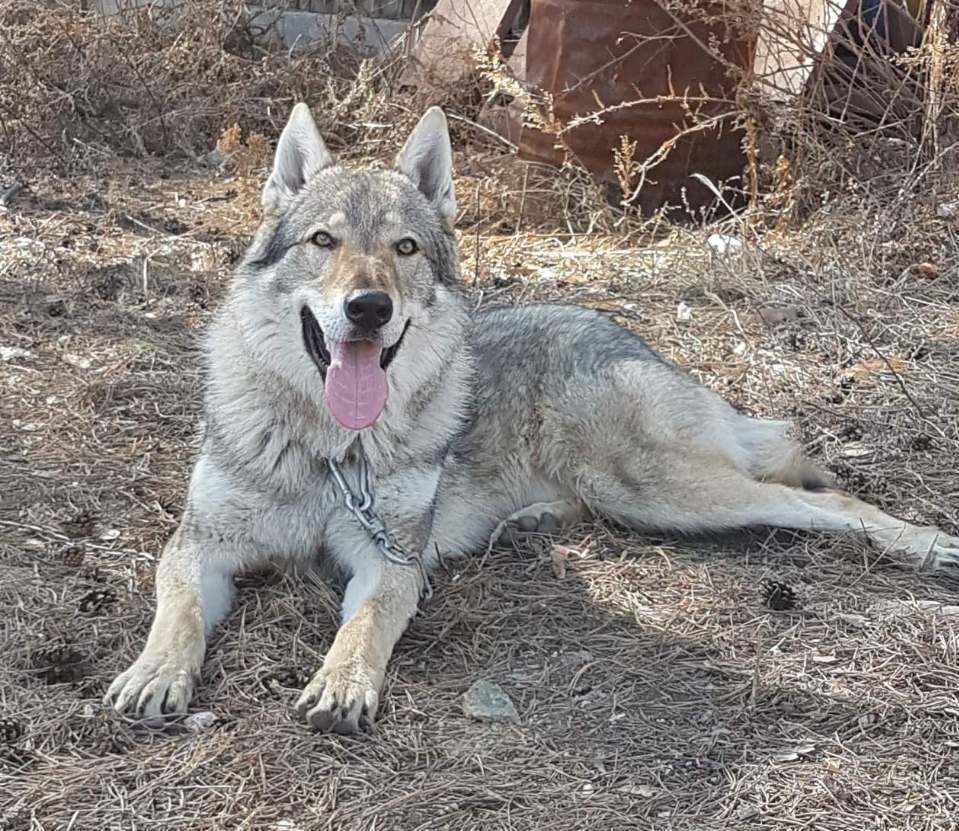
{"left": 0, "top": 346, "right": 32, "bottom": 362}
{"left": 184, "top": 711, "right": 219, "bottom": 732}
{"left": 462, "top": 680, "right": 519, "bottom": 724}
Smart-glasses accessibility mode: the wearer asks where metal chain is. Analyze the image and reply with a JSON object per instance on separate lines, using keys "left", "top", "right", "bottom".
{"left": 327, "top": 451, "right": 433, "bottom": 600}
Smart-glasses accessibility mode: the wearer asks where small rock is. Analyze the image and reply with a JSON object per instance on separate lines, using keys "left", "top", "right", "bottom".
{"left": 676, "top": 301, "right": 693, "bottom": 322}
{"left": 205, "top": 148, "right": 225, "bottom": 167}
{"left": 936, "top": 200, "right": 959, "bottom": 219}
{"left": 184, "top": 711, "right": 219, "bottom": 732}
{"left": 0, "top": 346, "right": 32, "bottom": 362}
{"left": 462, "top": 680, "right": 519, "bottom": 724}
{"left": 62, "top": 353, "right": 92, "bottom": 369}
{"left": 707, "top": 233, "right": 743, "bottom": 257}
{"left": 758, "top": 305, "right": 801, "bottom": 327}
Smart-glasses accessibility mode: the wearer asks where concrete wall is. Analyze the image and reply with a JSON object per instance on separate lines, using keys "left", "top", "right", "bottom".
{"left": 96, "top": 0, "right": 440, "bottom": 54}
{"left": 276, "top": 0, "right": 436, "bottom": 18}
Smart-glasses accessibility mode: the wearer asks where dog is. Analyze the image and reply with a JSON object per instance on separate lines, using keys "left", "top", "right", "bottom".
{"left": 105, "top": 104, "right": 959, "bottom": 734}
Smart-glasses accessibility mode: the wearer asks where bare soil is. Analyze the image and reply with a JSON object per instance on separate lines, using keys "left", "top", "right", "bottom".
{"left": 2, "top": 143, "right": 959, "bottom": 830}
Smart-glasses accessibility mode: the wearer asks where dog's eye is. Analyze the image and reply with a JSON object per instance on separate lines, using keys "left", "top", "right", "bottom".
{"left": 396, "top": 238, "right": 418, "bottom": 256}
{"left": 312, "top": 231, "right": 336, "bottom": 249}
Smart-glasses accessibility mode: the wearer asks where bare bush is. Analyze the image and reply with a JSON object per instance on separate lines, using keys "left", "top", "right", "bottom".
{"left": 0, "top": 0, "right": 413, "bottom": 172}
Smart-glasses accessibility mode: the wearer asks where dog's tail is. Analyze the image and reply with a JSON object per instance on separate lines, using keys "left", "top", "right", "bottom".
{"left": 737, "top": 416, "right": 833, "bottom": 491}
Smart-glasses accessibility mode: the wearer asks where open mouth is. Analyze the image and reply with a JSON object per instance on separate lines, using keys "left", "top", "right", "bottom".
{"left": 301, "top": 306, "right": 331, "bottom": 376}
{"left": 300, "top": 305, "right": 410, "bottom": 377}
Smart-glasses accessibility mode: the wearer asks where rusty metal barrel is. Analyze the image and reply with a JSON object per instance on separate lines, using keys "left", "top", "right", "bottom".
{"left": 518, "top": 0, "right": 756, "bottom": 212}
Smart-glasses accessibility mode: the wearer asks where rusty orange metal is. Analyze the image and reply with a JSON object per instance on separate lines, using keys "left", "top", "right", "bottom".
{"left": 519, "top": 0, "right": 756, "bottom": 212}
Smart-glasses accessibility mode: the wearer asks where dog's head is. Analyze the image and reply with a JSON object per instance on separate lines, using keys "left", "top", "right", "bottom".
{"left": 237, "top": 104, "right": 463, "bottom": 432}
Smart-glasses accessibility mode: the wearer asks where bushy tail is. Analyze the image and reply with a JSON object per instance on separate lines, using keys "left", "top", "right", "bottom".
{"left": 737, "top": 416, "right": 833, "bottom": 491}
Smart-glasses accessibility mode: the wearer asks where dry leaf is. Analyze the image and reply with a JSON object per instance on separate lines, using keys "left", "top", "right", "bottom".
{"left": 550, "top": 545, "right": 568, "bottom": 579}
{"left": 849, "top": 356, "right": 906, "bottom": 380}
{"left": 912, "top": 261, "right": 939, "bottom": 279}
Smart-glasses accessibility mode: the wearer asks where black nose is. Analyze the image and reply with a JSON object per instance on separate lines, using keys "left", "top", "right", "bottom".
{"left": 344, "top": 292, "right": 393, "bottom": 331}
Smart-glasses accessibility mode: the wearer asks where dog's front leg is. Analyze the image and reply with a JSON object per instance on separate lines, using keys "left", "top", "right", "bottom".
{"left": 104, "top": 516, "right": 237, "bottom": 718}
{"left": 296, "top": 551, "right": 424, "bottom": 734}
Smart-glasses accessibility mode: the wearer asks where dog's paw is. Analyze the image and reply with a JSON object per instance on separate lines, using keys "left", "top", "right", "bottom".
{"left": 911, "top": 527, "right": 959, "bottom": 571}
{"left": 295, "top": 660, "right": 381, "bottom": 734}
{"left": 489, "top": 500, "right": 581, "bottom": 550}
{"left": 104, "top": 655, "right": 197, "bottom": 719}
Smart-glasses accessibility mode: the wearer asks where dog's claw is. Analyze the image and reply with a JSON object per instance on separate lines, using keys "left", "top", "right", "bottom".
{"left": 920, "top": 528, "right": 959, "bottom": 572}
{"left": 296, "top": 661, "right": 380, "bottom": 735}
{"left": 105, "top": 655, "right": 197, "bottom": 719}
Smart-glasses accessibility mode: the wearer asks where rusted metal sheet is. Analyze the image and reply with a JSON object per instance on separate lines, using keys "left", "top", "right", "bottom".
{"left": 810, "top": 0, "right": 925, "bottom": 129}
{"left": 519, "top": 0, "right": 755, "bottom": 212}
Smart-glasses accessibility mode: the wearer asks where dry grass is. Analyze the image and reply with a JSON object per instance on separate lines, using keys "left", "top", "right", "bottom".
{"left": 3, "top": 2, "right": 959, "bottom": 830}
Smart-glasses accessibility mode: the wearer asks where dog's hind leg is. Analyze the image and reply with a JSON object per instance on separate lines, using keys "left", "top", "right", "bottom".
{"left": 576, "top": 455, "right": 959, "bottom": 571}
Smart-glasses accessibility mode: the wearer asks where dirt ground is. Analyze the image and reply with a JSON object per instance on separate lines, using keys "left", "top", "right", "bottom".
{"left": 2, "top": 127, "right": 959, "bottom": 831}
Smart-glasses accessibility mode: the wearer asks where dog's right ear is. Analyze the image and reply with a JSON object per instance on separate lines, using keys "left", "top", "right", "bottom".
{"left": 395, "top": 107, "right": 456, "bottom": 224}
{"left": 262, "top": 103, "right": 334, "bottom": 211}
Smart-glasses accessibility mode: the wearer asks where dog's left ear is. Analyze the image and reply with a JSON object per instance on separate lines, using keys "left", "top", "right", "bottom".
{"left": 263, "top": 103, "right": 335, "bottom": 211}
{"left": 395, "top": 107, "right": 456, "bottom": 223}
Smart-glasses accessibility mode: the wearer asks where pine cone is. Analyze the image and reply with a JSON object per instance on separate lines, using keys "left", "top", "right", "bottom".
{"left": 78, "top": 587, "right": 118, "bottom": 614}
{"left": 0, "top": 718, "right": 23, "bottom": 744}
{"left": 61, "top": 544, "right": 86, "bottom": 567}
{"left": 762, "top": 579, "right": 799, "bottom": 611}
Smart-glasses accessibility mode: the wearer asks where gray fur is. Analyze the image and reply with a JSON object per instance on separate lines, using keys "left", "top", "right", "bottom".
{"left": 105, "top": 105, "right": 959, "bottom": 734}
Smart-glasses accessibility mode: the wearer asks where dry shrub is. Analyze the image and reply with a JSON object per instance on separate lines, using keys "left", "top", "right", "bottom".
{"left": 752, "top": 0, "right": 959, "bottom": 219}
{"left": 0, "top": 0, "right": 411, "bottom": 173}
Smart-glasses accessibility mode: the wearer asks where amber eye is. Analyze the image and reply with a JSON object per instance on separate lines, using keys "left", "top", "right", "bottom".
{"left": 396, "top": 237, "right": 418, "bottom": 256}
{"left": 312, "top": 231, "right": 335, "bottom": 248}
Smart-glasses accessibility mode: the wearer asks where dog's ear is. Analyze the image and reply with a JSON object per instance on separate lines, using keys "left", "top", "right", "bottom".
{"left": 263, "top": 103, "right": 334, "bottom": 211}
{"left": 395, "top": 107, "right": 456, "bottom": 223}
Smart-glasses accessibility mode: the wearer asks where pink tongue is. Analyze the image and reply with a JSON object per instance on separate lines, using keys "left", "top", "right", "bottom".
{"left": 324, "top": 340, "right": 388, "bottom": 430}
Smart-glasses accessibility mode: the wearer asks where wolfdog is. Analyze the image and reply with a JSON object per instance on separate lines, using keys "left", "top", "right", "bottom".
{"left": 105, "top": 104, "right": 959, "bottom": 733}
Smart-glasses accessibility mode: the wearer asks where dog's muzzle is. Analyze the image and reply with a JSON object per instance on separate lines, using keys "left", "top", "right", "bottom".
{"left": 300, "top": 305, "right": 409, "bottom": 379}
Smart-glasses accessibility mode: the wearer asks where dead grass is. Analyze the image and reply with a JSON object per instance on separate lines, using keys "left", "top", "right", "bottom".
{"left": 3, "top": 2, "right": 959, "bottom": 830}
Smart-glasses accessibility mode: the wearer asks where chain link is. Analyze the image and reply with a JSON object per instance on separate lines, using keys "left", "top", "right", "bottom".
{"left": 327, "top": 451, "right": 433, "bottom": 600}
